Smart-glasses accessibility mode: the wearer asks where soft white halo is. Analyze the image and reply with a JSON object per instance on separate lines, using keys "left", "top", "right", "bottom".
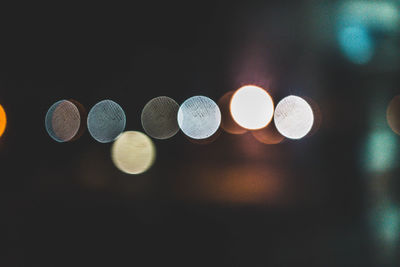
{"left": 177, "top": 96, "right": 221, "bottom": 140}
{"left": 230, "top": 85, "right": 274, "bottom": 130}
{"left": 274, "top": 95, "right": 314, "bottom": 139}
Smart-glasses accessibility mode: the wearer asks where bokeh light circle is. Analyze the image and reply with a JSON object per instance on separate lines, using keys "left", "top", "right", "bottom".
{"left": 230, "top": 85, "right": 274, "bottom": 130}
{"left": 45, "top": 100, "right": 81, "bottom": 142}
{"left": 177, "top": 96, "right": 221, "bottom": 140}
{"left": 87, "top": 100, "right": 126, "bottom": 143}
{"left": 0, "top": 104, "right": 6, "bottom": 138}
{"left": 111, "top": 131, "right": 156, "bottom": 175}
{"left": 141, "top": 96, "right": 179, "bottom": 140}
{"left": 274, "top": 95, "right": 314, "bottom": 140}
{"left": 387, "top": 95, "right": 400, "bottom": 136}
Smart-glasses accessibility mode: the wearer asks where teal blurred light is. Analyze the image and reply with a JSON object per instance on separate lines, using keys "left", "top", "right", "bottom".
{"left": 370, "top": 201, "right": 400, "bottom": 243}
{"left": 363, "top": 130, "right": 398, "bottom": 172}
{"left": 336, "top": 1, "right": 400, "bottom": 64}
{"left": 338, "top": 25, "right": 374, "bottom": 64}
{"left": 381, "top": 205, "right": 400, "bottom": 243}
{"left": 338, "top": 1, "right": 399, "bottom": 32}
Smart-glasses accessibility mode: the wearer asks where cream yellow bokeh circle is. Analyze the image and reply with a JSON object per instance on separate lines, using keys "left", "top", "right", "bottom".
{"left": 111, "top": 131, "right": 156, "bottom": 174}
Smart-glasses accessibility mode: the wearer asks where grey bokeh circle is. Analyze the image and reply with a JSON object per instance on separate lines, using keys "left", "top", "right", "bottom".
{"left": 45, "top": 100, "right": 81, "bottom": 142}
{"left": 87, "top": 100, "right": 126, "bottom": 143}
{"left": 177, "top": 96, "right": 221, "bottom": 140}
{"left": 141, "top": 96, "right": 179, "bottom": 140}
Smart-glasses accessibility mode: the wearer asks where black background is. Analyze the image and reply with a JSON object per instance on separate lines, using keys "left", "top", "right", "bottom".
{"left": 1, "top": 1, "right": 399, "bottom": 266}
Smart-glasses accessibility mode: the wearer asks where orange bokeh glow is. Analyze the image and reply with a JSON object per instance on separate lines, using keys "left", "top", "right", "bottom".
{"left": 252, "top": 122, "right": 285, "bottom": 145}
{"left": 0, "top": 105, "right": 6, "bottom": 138}
{"left": 217, "top": 91, "right": 247, "bottom": 135}
{"left": 175, "top": 163, "right": 290, "bottom": 205}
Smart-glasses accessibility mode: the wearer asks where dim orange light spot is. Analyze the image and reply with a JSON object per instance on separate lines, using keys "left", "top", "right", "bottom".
{"left": 217, "top": 91, "right": 247, "bottom": 135}
{"left": 175, "top": 163, "right": 290, "bottom": 205}
{"left": 252, "top": 122, "right": 285, "bottom": 145}
{"left": 0, "top": 105, "right": 6, "bottom": 137}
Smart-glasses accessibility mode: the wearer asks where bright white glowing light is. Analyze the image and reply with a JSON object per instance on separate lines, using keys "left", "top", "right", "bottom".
{"left": 177, "top": 96, "right": 221, "bottom": 140}
{"left": 274, "top": 95, "right": 314, "bottom": 139}
{"left": 230, "top": 85, "right": 274, "bottom": 130}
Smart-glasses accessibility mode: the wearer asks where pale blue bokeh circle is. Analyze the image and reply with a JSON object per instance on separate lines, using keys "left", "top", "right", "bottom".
{"left": 87, "top": 100, "right": 126, "bottom": 143}
{"left": 177, "top": 96, "right": 221, "bottom": 140}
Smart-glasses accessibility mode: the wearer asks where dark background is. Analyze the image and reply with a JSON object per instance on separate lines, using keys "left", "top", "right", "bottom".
{"left": 1, "top": 1, "right": 399, "bottom": 266}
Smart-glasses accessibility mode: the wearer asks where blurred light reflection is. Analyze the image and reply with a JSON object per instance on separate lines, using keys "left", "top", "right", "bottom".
{"left": 251, "top": 122, "right": 284, "bottom": 145}
{"left": 177, "top": 163, "right": 288, "bottom": 205}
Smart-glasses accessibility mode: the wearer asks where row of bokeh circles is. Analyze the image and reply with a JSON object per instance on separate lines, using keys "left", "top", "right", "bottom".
{"left": 45, "top": 85, "right": 318, "bottom": 174}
